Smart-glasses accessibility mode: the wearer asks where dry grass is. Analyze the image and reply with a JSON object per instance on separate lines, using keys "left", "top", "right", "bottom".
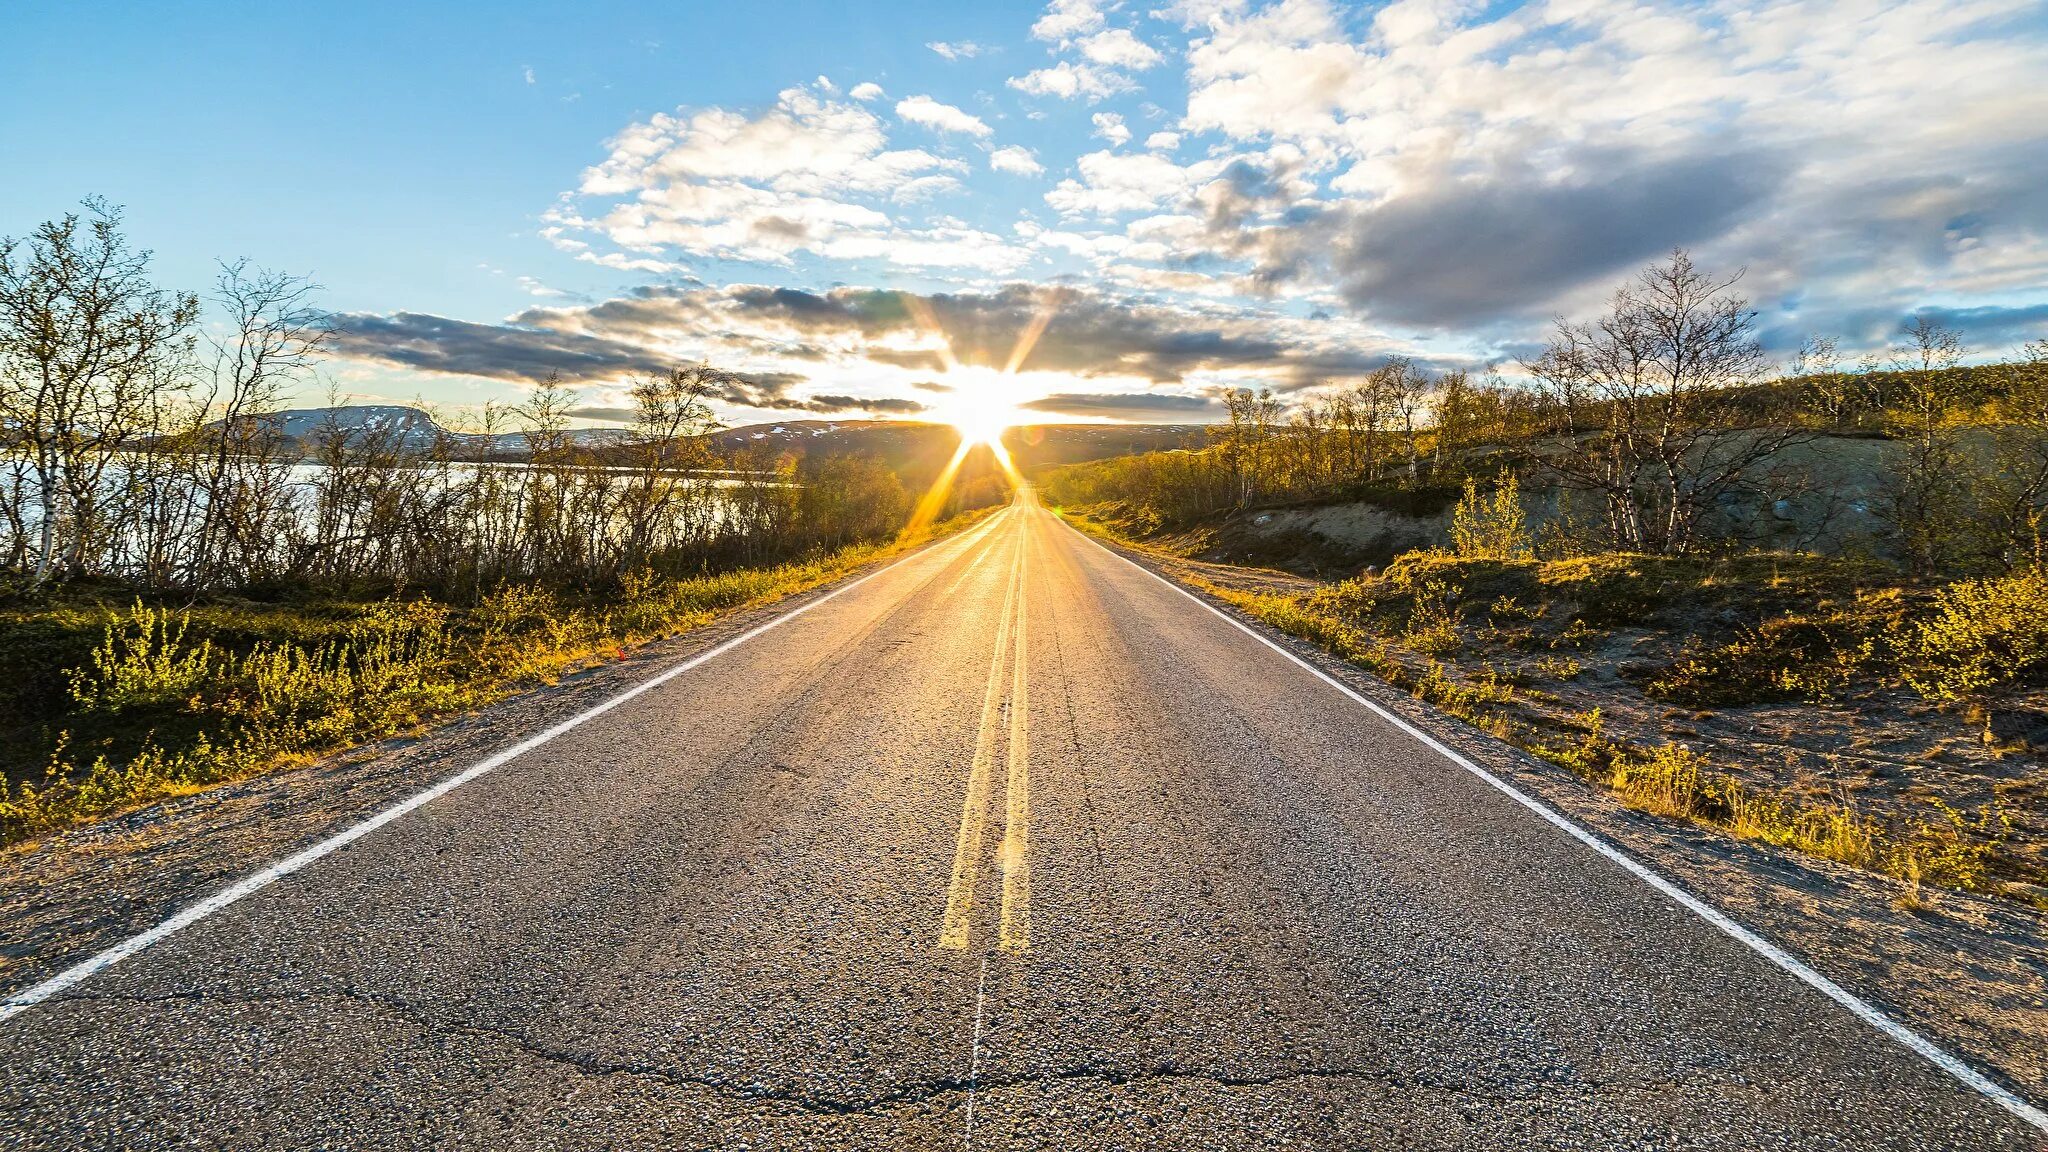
{"left": 1066, "top": 509, "right": 2035, "bottom": 904}
{"left": 0, "top": 511, "right": 991, "bottom": 845}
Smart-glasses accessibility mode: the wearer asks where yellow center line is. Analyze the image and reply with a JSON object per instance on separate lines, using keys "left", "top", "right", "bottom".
{"left": 997, "top": 521, "right": 1031, "bottom": 952}
{"left": 938, "top": 527, "right": 1024, "bottom": 950}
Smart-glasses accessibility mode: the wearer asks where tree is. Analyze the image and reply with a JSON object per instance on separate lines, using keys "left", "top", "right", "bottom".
{"left": 1880, "top": 316, "right": 1975, "bottom": 575}
{"left": 0, "top": 200, "right": 199, "bottom": 583}
{"left": 1523, "top": 250, "right": 1799, "bottom": 554}
{"left": 191, "top": 262, "right": 328, "bottom": 585}
{"left": 619, "top": 364, "right": 724, "bottom": 569}
{"left": 1218, "top": 387, "right": 1281, "bottom": 506}
{"left": 1990, "top": 339, "right": 2048, "bottom": 568}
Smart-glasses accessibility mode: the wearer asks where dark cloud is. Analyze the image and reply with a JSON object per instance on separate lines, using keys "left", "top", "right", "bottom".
{"left": 1329, "top": 148, "right": 1786, "bottom": 327}
{"left": 1021, "top": 392, "right": 1217, "bottom": 417}
{"left": 327, "top": 283, "right": 1409, "bottom": 420}
{"left": 1904, "top": 303, "right": 2048, "bottom": 349}
{"left": 800, "top": 395, "right": 928, "bottom": 414}
{"left": 912, "top": 380, "right": 954, "bottom": 393}
{"left": 564, "top": 406, "right": 640, "bottom": 423}
{"left": 711, "top": 283, "right": 1390, "bottom": 384}
{"left": 326, "top": 312, "right": 669, "bottom": 382}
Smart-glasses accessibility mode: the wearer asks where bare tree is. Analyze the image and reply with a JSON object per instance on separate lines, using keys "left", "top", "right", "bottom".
{"left": 618, "top": 364, "right": 723, "bottom": 569}
{"left": 1524, "top": 250, "right": 1801, "bottom": 554}
{"left": 1879, "top": 316, "right": 1975, "bottom": 575}
{"left": 191, "top": 262, "right": 328, "bottom": 585}
{"left": 0, "top": 199, "right": 199, "bottom": 584}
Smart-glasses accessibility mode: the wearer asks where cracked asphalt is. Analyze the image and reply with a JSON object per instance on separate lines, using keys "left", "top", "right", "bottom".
{"left": 0, "top": 497, "right": 2036, "bottom": 1149}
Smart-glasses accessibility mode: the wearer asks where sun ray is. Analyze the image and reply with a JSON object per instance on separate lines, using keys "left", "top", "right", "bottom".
{"left": 896, "top": 288, "right": 1050, "bottom": 534}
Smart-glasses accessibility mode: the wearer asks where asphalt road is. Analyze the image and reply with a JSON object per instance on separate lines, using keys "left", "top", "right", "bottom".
{"left": 1, "top": 496, "right": 2038, "bottom": 1149}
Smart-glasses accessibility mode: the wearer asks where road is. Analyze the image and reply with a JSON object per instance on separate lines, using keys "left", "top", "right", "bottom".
{"left": 1, "top": 495, "right": 2038, "bottom": 1149}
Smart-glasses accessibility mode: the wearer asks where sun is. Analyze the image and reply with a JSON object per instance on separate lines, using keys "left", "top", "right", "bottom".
{"left": 935, "top": 366, "right": 1033, "bottom": 448}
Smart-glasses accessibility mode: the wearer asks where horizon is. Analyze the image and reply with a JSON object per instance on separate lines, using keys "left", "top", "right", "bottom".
{"left": 6, "top": 0, "right": 2046, "bottom": 432}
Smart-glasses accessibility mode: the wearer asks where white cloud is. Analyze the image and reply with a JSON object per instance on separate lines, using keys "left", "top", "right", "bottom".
{"left": 928, "top": 40, "right": 985, "bottom": 60}
{"left": 1149, "top": 0, "right": 1248, "bottom": 28}
{"left": 576, "top": 251, "right": 682, "bottom": 274}
{"left": 991, "top": 145, "right": 1046, "bottom": 176}
{"left": 1007, "top": 60, "right": 1132, "bottom": 101}
{"left": 1032, "top": 0, "right": 1106, "bottom": 43}
{"left": 1078, "top": 28, "right": 1163, "bottom": 70}
{"left": 1092, "top": 111, "right": 1132, "bottom": 146}
{"left": 1145, "top": 131, "right": 1182, "bottom": 150}
{"left": 849, "top": 81, "right": 884, "bottom": 101}
{"left": 895, "top": 94, "right": 994, "bottom": 137}
{"left": 561, "top": 84, "right": 981, "bottom": 268}
{"left": 516, "top": 275, "right": 562, "bottom": 297}
{"left": 522, "top": 65, "right": 536, "bottom": 85}
{"left": 1046, "top": 150, "right": 1217, "bottom": 216}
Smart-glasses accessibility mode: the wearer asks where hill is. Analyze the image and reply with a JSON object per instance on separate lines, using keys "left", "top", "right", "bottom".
{"left": 231, "top": 407, "right": 1209, "bottom": 475}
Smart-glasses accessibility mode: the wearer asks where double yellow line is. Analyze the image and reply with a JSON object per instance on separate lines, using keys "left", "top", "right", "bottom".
{"left": 938, "top": 526, "right": 1032, "bottom": 953}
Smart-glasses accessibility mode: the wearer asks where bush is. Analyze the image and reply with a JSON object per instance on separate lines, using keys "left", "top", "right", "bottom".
{"left": 1450, "top": 472, "right": 1533, "bottom": 560}
{"left": 1900, "top": 567, "right": 2048, "bottom": 705}
{"left": 1647, "top": 615, "right": 1874, "bottom": 706}
{"left": 1536, "top": 554, "right": 1696, "bottom": 625}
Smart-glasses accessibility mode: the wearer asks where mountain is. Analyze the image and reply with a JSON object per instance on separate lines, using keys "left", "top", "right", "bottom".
{"left": 711, "top": 419, "right": 1209, "bottom": 475}
{"left": 226, "top": 406, "right": 633, "bottom": 455}
{"left": 227, "top": 407, "right": 1209, "bottom": 472}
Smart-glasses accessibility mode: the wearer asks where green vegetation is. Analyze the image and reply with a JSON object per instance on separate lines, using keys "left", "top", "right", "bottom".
{"left": 1143, "top": 548, "right": 2030, "bottom": 901}
{"left": 0, "top": 200, "right": 1012, "bottom": 845}
{"left": 0, "top": 512, "right": 990, "bottom": 845}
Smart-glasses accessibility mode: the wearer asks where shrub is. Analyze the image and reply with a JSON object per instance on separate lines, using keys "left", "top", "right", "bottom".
{"left": 1450, "top": 472, "right": 1533, "bottom": 560}
{"left": 67, "top": 602, "right": 217, "bottom": 714}
{"left": 1647, "top": 615, "right": 1874, "bottom": 706}
{"left": 1900, "top": 567, "right": 2048, "bottom": 705}
{"left": 1536, "top": 554, "right": 1697, "bottom": 625}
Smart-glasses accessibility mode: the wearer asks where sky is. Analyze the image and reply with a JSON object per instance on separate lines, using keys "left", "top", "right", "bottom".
{"left": 5, "top": 0, "right": 2047, "bottom": 428}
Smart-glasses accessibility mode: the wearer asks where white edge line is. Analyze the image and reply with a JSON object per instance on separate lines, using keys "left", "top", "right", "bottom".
{"left": 0, "top": 510, "right": 1013, "bottom": 1025}
{"left": 1065, "top": 517, "right": 2048, "bottom": 1135}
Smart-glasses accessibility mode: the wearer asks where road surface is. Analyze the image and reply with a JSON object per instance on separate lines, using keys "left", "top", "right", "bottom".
{"left": 1, "top": 496, "right": 2037, "bottom": 1149}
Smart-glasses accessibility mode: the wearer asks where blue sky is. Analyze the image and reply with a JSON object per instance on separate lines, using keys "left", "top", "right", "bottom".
{"left": 6, "top": 0, "right": 2047, "bottom": 426}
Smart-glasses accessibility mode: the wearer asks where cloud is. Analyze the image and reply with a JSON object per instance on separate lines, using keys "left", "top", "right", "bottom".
{"left": 990, "top": 145, "right": 1046, "bottom": 176}
{"left": 1021, "top": 391, "right": 1217, "bottom": 417}
{"left": 927, "top": 40, "right": 985, "bottom": 60}
{"left": 849, "top": 81, "right": 884, "bottom": 101}
{"left": 1147, "top": 0, "right": 2048, "bottom": 341}
{"left": 1329, "top": 148, "right": 1787, "bottom": 326}
{"left": 1092, "top": 112, "right": 1132, "bottom": 146}
{"left": 325, "top": 312, "right": 670, "bottom": 383}
{"left": 522, "top": 65, "right": 535, "bottom": 85}
{"left": 1045, "top": 150, "right": 1215, "bottom": 216}
{"left": 553, "top": 84, "right": 1027, "bottom": 271}
{"left": 802, "top": 394, "right": 928, "bottom": 414}
{"left": 1007, "top": 61, "right": 1132, "bottom": 101}
{"left": 1032, "top": 0, "right": 1106, "bottom": 43}
{"left": 895, "top": 95, "right": 994, "bottom": 137}
{"left": 1145, "top": 131, "right": 1182, "bottom": 150}
{"left": 1078, "top": 28, "right": 1163, "bottom": 70}
{"left": 700, "top": 282, "right": 1400, "bottom": 384}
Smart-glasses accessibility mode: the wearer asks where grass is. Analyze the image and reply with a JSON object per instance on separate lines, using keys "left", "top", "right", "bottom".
{"left": 0, "top": 510, "right": 993, "bottom": 847}
{"left": 1061, "top": 507, "right": 2032, "bottom": 903}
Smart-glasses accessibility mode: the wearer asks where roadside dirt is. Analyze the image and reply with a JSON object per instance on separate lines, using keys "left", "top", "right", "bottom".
{"left": 1102, "top": 534, "right": 2048, "bottom": 1106}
